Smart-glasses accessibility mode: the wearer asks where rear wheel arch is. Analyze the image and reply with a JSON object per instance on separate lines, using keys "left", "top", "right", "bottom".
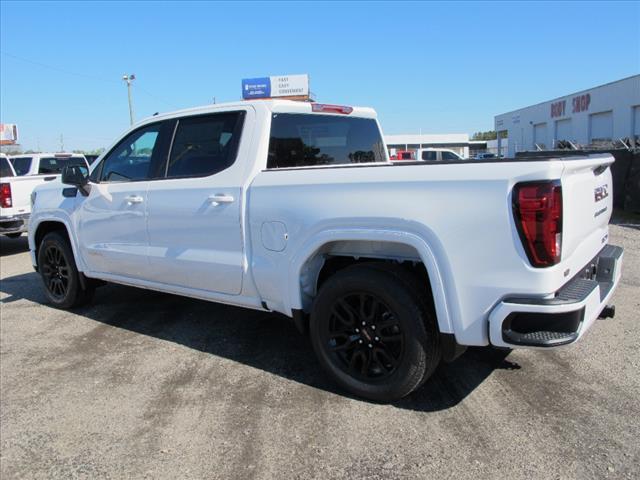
{"left": 291, "top": 235, "right": 454, "bottom": 336}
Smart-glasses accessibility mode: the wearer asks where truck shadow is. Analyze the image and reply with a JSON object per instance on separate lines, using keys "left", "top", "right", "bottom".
{"left": 0, "top": 235, "right": 29, "bottom": 257}
{"left": 0, "top": 272, "right": 518, "bottom": 413}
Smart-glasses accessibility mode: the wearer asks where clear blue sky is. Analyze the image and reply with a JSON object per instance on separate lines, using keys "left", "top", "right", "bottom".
{"left": 1, "top": 1, "right": 638, "bottom": 152}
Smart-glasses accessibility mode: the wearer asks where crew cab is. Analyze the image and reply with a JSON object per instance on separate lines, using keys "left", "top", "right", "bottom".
{"left": 28, "top": 100, "right": 623, "bottom": 401}
{"left": 10, "top": 153, "right": 89, "bottom": 176}
{"left": 1, "top": 154, "right": 57, "bottom": 238}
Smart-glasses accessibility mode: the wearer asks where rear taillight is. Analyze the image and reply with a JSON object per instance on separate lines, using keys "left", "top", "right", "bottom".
{"left": 0, "top": 183, "right": 12, "bottom": 208}
{"left": 513, "top": 181, "right": 562, "bottom": 268}
{"left": 311, "top": 103, "right": 353, "bottom": 114}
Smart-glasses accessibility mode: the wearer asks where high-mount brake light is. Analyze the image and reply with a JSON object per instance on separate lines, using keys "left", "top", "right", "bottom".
{"left": 513, "top": 181, "right": 562, "bottom": 268}
{"left": 0, "top": 183, "right": 12, "bottom": 208}
{"left": 311, "top": 103, "right": 353, "bottom": 115}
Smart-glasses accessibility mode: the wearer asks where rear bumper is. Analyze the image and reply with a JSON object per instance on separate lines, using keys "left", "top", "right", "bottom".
{"left": 489, "top": 244, "right": 623, "bottom": 348}
{"left": 0, "top": 213, "right": 30, "bottom": 235}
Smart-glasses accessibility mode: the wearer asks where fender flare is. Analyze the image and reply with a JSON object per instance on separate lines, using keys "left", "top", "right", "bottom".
{"left": 287, "top": 228, "right": 456, "bottom": 335}
{"left": 30, "top": 214, "right": 86, "bottom": 272}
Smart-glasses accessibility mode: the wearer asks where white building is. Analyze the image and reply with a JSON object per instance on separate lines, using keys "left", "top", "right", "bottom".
{"left": 385, "top": 133, "right": 470, "bottom": 158}
{"left": 494, "top": 75, "right": 640, "bottom": 157}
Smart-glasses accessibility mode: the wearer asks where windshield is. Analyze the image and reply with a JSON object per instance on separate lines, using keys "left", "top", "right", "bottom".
{"left": 1, "top": 157, "right": 15, "bottom": 177}
{"left": 38, "top": 157, "right": 86, "bottom": 174}
{"left": 10, "top": 157, "right": 32, "bottom": 176}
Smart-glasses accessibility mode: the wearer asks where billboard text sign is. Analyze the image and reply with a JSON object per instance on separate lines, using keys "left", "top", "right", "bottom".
{"left": 242, "top": 74, "right": 309, "bottom": 100}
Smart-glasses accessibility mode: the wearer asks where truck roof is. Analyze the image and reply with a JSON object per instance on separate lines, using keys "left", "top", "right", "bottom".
{"left": 11, "top": 153, "right": 86, "bottom": 159}
{"left": 143, "top": 99, "right": 378, "bottom": 125}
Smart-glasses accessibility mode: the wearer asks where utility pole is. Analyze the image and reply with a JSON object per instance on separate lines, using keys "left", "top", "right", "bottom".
{"left": 59, "top": 134, "right": 64, "bottom": 152}
{"left": 122, "top": 73, "right": 136, "bottom": 125}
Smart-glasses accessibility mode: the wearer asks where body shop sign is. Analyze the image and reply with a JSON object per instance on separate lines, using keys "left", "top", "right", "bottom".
{"left": 242, "top": 74, "right": 309, "bottom": 99}
{"left": 551, "top": 93, "right": 591, "bottom": 118}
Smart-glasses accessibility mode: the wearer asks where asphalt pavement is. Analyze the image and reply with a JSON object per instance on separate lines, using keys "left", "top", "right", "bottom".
{"left": 1, "top": 223, "right": 638, "bottom": 479}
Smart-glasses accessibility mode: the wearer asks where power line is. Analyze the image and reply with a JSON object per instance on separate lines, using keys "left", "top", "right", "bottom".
{"left": 136, "top": 85, "right": 179, "bottom": 108}
{"left": 1, "top": 50, "right": 179, "bottom": 109}
{"left": 1, "top": 51, "right": 117, "bottom": 84}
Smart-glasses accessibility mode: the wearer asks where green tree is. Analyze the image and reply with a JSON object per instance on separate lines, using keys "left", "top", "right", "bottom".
{"left": 471, "top": 131, "right": 498, "bottom": 141}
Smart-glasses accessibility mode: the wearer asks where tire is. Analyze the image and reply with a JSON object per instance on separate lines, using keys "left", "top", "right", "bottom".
{"left": 310, "top": 264, "right": 441, "bottom": 402}
{"left": 5, "top": 233, "right": 22, "bottom": 239}
{"left": 37, "top": 231, "right": 94, "bottom": 309}
{"left": 356, "top": 262, "right": 440, "bottom": 388}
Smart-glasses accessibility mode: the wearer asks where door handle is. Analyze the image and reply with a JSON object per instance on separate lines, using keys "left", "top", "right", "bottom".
{"left": 208, "top": 194, "right": 234, "bottom": 205}
{"left": 125, "top": 195, "right": 144, "bottom": 205}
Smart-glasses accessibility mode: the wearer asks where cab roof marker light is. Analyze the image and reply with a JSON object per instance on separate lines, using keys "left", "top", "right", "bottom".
{"left": 311, "top": 104, "right": 353, "bottom": 115}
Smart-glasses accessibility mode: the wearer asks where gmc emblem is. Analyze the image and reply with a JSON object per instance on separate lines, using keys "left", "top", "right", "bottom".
{"left": 594, "top": 184, "right": 609, "bottom": 202}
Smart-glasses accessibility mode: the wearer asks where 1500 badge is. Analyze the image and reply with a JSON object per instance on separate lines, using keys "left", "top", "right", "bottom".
{"left": 594, "top": 184, "right": 609, "bottom": 202}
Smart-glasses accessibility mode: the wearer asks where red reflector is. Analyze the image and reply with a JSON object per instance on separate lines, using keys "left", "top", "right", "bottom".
{"left": 513, "top": 181, "right": 562, "bottom": 267}
{"left": 0, "top": 182, "right": 12, "bottom": 208}
{"left": 311, "top": 103, "right": 353, "bottom": 114}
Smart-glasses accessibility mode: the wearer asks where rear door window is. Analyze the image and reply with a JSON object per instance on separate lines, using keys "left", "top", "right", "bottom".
{"left": 165, "top": 111, "right": 245, "bottom": 178}
{"left": 268, "top": 113, "right": 386, "bottom": 168}
{"left": 10, "top": 157, "right": 32, "bottom": 175}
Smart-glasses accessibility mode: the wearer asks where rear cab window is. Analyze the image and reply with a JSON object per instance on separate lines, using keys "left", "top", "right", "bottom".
{"left": 267, "top": 113, "right": 387, "bottom": 169}
{"left": 10, "top": 157, "right": 32, "bottom": 175}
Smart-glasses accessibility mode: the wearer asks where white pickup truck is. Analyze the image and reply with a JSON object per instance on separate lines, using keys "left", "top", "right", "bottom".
{"left": 28, "top": 100, "right": 623, "bottom": 401}
{"left": 1, "top": 154, "right": 58, "bottom": 238}
{"left": 10, "top": 153, "right": 89, "bottom": 176}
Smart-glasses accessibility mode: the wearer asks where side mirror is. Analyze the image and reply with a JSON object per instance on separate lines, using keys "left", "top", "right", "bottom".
{"left": 61, "top": 165, "right": 90, "bottom": 196}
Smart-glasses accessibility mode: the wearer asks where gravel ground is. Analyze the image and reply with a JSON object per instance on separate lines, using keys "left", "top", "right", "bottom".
{"left": 1, "top": 224, "right": 638, "bottom": 479}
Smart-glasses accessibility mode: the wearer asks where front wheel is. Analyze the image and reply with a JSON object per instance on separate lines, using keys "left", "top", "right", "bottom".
{"left": 37, "top": 231, "right": 94, "bottom": 309}
{"left": 310, "top": 264, "right": 441, "bottom": 402}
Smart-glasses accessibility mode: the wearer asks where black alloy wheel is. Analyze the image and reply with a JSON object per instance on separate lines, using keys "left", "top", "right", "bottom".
{"left": 41, "top": 244, "right": 71, "bottom": 301}
{"left": 326, "top": 293, "right": 404, "bottom": 382}
{"left": 37, "top": 231, "right": 94, "bottom": 309}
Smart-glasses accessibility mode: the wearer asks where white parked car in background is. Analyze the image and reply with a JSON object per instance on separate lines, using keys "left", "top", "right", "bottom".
{"left": 10, "top": 153, "right": 89, "bottom": 176}
{"left": 28, "top": 99, "right": 623, "bottom": 401}
{"left": 416, "top": 148, "right": 464, "bottom": 162}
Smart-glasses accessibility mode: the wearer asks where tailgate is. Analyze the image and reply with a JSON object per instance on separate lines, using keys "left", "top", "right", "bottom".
{"left": 1, "top": 176, "right": 53, "bottom": 216}
{"left": 561, "top": 154, "right": 615, "bottom": 267}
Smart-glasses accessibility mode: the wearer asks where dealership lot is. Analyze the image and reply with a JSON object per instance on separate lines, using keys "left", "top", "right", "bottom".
{"left": 0, "top": 223, "right": 638, "bottom": 479}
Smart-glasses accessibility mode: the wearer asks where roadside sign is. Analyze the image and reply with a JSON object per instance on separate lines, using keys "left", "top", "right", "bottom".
{"left": 242, "top": 74, "right": 309, "bottom": 100}
{"left": 242, "top": 77, "right": 271, "bottom": 99}
{"left": 0, "top": 124, "right": 18, "bottom": 145}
